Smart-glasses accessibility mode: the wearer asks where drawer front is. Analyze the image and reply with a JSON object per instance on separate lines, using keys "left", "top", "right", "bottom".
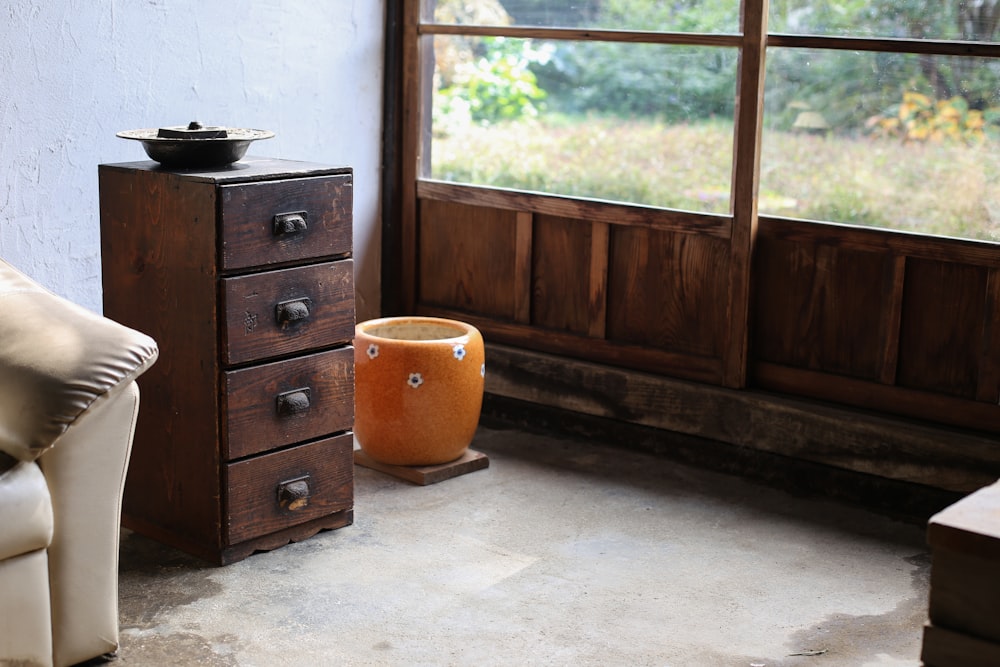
{"left": 224, "top": 347, "right": 354, "bottom": 461}
{"left": 220, "top": 174, "right": 353, "bottom": 271}
{"left": 222, "top": 260, "right": 355, "bottom": 365}
{"left": 225, "top": 433, "right": 353, "bottom": 545}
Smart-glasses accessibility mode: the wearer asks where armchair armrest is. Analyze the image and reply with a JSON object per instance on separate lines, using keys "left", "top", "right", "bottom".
{"left": 0, "top": 259, "right": 158, "bottom": 462}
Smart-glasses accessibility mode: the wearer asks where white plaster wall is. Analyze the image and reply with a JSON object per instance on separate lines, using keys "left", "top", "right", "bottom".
{"left": 0, "top": 0, "right": 384, "bottom": 320}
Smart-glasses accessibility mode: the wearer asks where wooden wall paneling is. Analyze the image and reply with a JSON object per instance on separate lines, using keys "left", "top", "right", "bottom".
{"left": 607, "top": 224, "right": 648, "bottom": 345}
{"left": 878, "top": 255, "right": 907, "bottom": 385}
{"left": 750, "top": 235, "right": 792, "bottom": 367}
{"left": 531, "top": 214, "right": 594, "bottom": 335}
{"left": 723, "top": 0, "right": 768, "bottom": 388}
{"left": 514, "top": 211, "right": 533, "bottom": 324}
{"left": 898, "top": 259, "right": 987, "bottom": 399}
{"left": 589, "top": 222, "right": 610, "bottom": 338}
{"left": 977, "top": 267, "right": 1000, "bottom": 403}
{"left": 417, "top": 199, "right": 517, "bottom": 318}
{"left": 607, "top": 226, "right": 728, "bottom": 362}
{"left": 752, "top": 236, "right": 895, "bottom": 381}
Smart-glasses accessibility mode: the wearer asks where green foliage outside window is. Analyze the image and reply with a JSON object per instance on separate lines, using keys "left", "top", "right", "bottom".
{"left": 435, "top": 37, "right": 548, "bottom": 129}
{"left": 533, "top": 0, "right": 739, "bottom": 121}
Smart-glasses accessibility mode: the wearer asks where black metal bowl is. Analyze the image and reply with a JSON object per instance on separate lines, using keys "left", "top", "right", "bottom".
{"left": 116, "top": 127, "right": 275, "bottom": 168}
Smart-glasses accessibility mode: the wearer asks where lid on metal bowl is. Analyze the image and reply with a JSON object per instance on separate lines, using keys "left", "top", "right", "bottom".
{"left": 156, "top": 121, "right": 228, "bottom": 139}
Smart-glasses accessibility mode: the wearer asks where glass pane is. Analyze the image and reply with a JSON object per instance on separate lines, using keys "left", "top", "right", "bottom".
{"left": 432, "top": 0, "right": 740, "bottom": 34}
{"left": 761, "top": 49, "right": 1000, "bottom": 241}
{"left": 430, "top": 36, "right": 737, "bottom": 212}
{"left": 769, "top": 0, "right": 1000, "bottom": 42}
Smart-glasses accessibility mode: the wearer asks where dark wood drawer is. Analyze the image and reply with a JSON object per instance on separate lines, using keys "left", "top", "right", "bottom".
{"left": 221, "top": 260, "right": 355, "bottom": 365}
{"left": 223, "top": 347, "right": 354, "bottom": 460}
{"left": 219, "top": 174, "right": 353, "bottom": 271}
{"left": 225, "top": 433, "right": 353, "bottom": 545}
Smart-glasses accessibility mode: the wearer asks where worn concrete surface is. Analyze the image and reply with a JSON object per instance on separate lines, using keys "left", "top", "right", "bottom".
{"left": 109, "top": 424, "right": 931, "bottom": 666}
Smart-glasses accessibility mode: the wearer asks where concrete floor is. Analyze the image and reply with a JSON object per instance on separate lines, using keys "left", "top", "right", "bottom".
{"left": 109, "top": 423, "right": 932, "bottom": 666}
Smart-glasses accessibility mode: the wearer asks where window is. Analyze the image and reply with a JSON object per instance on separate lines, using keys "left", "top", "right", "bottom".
{"left": 431, "top": 37, "right": 738, "bottom": 212}
{"left": 761, "top": 49, "right": 1000, "bottom": 239}
{"left": 424, "top": 0, "right": 742, "bottom": 216}
{"left": 418, "top": 0, "right": 1000, "bottom": 240}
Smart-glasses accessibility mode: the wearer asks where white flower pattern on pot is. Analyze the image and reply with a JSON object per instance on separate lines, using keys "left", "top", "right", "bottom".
{"left": 367, "top": 343, "right": 379, "bottom": 360}
{"left": 453, "top": 343, "right": 466, "bottom": 361}
{"left": 407, "top": 372, "right": 424, "bottom": 389}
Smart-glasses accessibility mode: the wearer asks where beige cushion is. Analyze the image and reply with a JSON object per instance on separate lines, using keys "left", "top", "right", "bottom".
{"left": 0, "top": 460, "right": 53, "bottom": 561}
{"left": 0, "top": 260, "right": 158, "bottom": 462}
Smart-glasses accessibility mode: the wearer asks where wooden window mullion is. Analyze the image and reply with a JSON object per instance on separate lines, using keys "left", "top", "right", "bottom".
{"left": 723, "top": 0, "right": 768, "bottom": 388}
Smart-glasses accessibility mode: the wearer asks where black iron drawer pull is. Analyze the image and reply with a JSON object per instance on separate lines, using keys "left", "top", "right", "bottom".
{"left": 276, "top": 387, "right": 311, "bottom": 416}
{"left": 277, "top": 475, "right": 311, "bottom": 512}
{"left": 275, "top": 297, "right": 312, "bottom": 326}
{"left": 273, "top": 211, "right": 308, "bottom": 236}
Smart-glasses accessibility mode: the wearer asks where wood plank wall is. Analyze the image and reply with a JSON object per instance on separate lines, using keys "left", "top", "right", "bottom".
{"left": 412, "top": 187, "right": 1000, "bottom": 439}
{"left": 408, "top": 192, "right": 1000, "bottom": 490}
{"left": 753, "top": 217, "right": 1000, "bottom": 433}
{"left": 414, "top": 187, "right": 731, "bottom": 385}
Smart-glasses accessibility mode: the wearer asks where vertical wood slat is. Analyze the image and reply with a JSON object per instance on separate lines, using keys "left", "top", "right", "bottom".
{"left": 588, "top": 222, "right": 610, "bottom": 338}
{"left": 399, "top": 0, "right": 423, "bottom": 313}
{"left": 723, "top": 0, "right": 769, "bottom": 388}
{"left": 977, "top": 268, "right": 1000, "bottom": 403}
{"left": 879, "top": 255, "right": 907, "bottom": 386}
{"left": 514, "top": 211, "right": 533, "bottom": 324}
{"left": 380, "top": 0, "right": 404, "bottom": 315}
{"left": 400, "top": 0, "right": 437, "bottom": 313}
{"left": 531, "top": 215, "right": 592, "bottom": 333}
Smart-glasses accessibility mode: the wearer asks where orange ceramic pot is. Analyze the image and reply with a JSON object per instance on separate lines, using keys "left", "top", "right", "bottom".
{"left": 354, "top": 316, "right": 485, "bottom": 466}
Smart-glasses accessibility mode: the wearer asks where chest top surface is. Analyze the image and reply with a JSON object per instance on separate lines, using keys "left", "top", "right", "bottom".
{"left": 99, "top": 156, "right": 352, "bottom": 184}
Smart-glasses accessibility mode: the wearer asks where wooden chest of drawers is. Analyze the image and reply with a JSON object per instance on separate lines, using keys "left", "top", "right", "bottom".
{"left": 99, "top": 158, "right": 355, "bottom": 564}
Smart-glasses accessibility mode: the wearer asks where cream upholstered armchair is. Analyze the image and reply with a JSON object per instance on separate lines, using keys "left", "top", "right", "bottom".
{"left": 0, "top": 259, "right": 157, "bottom": 667}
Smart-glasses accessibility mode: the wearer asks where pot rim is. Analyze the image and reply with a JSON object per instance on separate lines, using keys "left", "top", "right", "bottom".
{"left": 355, "top": 316, "right": 479, "bottom": 343}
